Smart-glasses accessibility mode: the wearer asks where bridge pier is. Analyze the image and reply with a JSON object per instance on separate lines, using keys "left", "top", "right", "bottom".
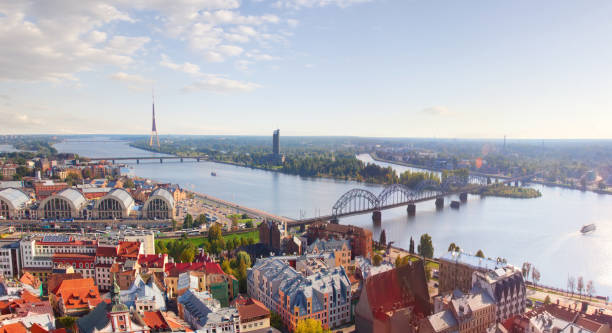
{"left": 407, "top": 204, "right": 416, "bottom": 217}
{"left": 372, "top": 210, "right": 381, "bottom": 224}
{"left": 487, "top": 177, "right": 492, "bottom": 185}
{"left": 136, "top": 159, "right": 139, "bottom": 164}
{"left": 450, "top": 200, "right": 460, "bottom": 209}
{"left": 160, "top": 158, "right": 163, "bottom": 164}
{"left": 112, "top": 160, "right": 115, "bottom": 165}
{"left": 330, "top": 217, "right": 339, "bottom": 224}
{"left": 180, "top": 158, "right": 184, "bottom": 163}
{"left": 459, "top": 192, "right": 468, "bottom": 202}
{"left": 435, "top": 198, "right": 444, "bottom": 209}
{"left": 515, "top": 180, "right": 519, "bottom": 187}
{"left": 299, "top": 225, "right": 305, "bottom": 232}
{"left": 197, "top": 157, "right": 200, "bottom": 162}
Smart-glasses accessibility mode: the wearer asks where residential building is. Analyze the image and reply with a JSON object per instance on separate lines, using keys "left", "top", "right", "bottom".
{"left": 51, "top": 253, "right": 96, "bottom": 279}
{"left": 235, "top": 297, "right": 272, "bottom": 333}
{"left": 420, "top": 289, "right": 496, "bottom": 333}
{"left": 95, "top": 245, "right": 118, "bottom": 291}
{"left": 0, "top": 164, "right": 17, "bottom": 180}
{"left": 0, "top": 239, "right": 22, "bottom": 278}
{"left": 438, "top": 251, "right": 508, "bottom": 294}
{"left": 472, "top": 267, "right": 526, "bottom": 323}
{"left": 306, "top": 238, "right": 351, "bottom": 267}
{"left": 354, "top": 260, "right": 431, "bottom": 333}
{"left": 47, "top": 273, "right": 82, "bottom": 296}
{"left": 32, "top": 180, "right": 68, "bottom": 202}
{"left": 248, "top": 257, "right": 351, "bottom": 331}
{"left": 137, "top": 254, "right": 168, "bottom": 273}
{"left": 51, "top": 278, "right": 102, "bottom": 316}
{"left": 258, "top": 220, "right": 285, "bottom": 252}
{"left": 120, "top": 274, "right": 167, "bottom": 315}
{"left": 306, "top": 222, "right": 372, "bottom": 259}
{"left": 178, "top": 289, "right": 240, "bottom": 332}
{"left": 77, "top": 278, "right": 150, "bottom": 333}
{"left": 141, "top": 311, "right": 191, "bottom": 332}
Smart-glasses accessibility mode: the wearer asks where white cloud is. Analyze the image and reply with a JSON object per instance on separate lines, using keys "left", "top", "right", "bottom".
{"left": 422, "top": 106, "right": 453, "bottom": 116}
{"left": 273, "top": 0, "right": 374, "bottom": 9}
{"left": 287, "top": 19, "right": 299, "bottom": 27}
{"left": 0, "top": 2, "right": 148, "bottom": 82}
{"left": 235, "top": 59, "right": 254, "bottom": 71}
{"left": 160, "top": 54, "right": 201, "bottom": 75}
{"left": 182, "top": 75, "right": 261, "bottom": 93}
{"left": 110, "top": 72, "right": 153, "bottom": 84}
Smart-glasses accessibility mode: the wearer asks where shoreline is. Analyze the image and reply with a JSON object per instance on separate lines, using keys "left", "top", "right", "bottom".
{"left": 368, "top": 154, "right": 612, "bottom": 196}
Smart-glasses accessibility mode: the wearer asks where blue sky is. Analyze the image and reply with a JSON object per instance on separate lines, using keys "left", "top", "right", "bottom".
{"left": 1, "top": 0, "right": 612, "bottom": 138}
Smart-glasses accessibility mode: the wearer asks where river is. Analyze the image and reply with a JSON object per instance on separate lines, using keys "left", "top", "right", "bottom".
{"left": 54, "top": 137, "right": 612, "bottom": 297}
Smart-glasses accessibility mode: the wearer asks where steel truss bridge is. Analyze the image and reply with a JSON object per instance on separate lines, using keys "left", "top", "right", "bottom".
{"left": 288, "top": 173, "right": 538, "bottom": 227}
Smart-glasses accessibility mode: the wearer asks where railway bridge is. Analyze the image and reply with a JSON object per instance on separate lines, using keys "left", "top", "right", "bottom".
{"left": 288, "top": 173, "right": 538, "bottom": 228}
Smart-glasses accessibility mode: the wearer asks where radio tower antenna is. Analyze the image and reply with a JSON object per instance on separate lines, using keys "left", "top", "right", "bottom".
{"left": 149, "top": 89, "right": 160, "bottom": 148}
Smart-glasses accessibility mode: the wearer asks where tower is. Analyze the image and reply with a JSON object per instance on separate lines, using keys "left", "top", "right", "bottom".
{"left": 149, "top": 91, "right": 160, "bottom": 148}
{"left": 272, "top": 129, "right": 280, "bottom": 155}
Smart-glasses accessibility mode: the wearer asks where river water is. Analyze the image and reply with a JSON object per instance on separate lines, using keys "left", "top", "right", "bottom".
{"left": 54, "top": 138, "right": 612, "bottom": 297}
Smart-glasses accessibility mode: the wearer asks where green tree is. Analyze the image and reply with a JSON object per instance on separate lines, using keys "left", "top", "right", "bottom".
{"left": 373, "top": 254, "right": 382, "bottom": 266}
{"left": 171, "top": 219, "right": 178, "bottom": 231}
{"left": 418, "top": 234, "right": 434, "bottom": 259}
{"left": 179, "top": 246, "right": 195, "bottom": 263}
{"left": 270, "top": 312, "right": 283, "bottom": 330}
{"left": 236, "top": 251, "right": 252, "bottom": 268}
{"left": 448, "top": 242, "right": 460, "bottom": 252}
{"left": 295, "top": 318, "right": 330, "bottom": 333}
{"left": 123, "top": 178, "right": 135, "bottom": 188}
{"left": 183, "top": 214, "right": 193, "bottom": 229}
{"left": 475, "top": 249, "right": 485, "bottom": 258}
{"left": 409, "top": 237, "right": 415, "bottom": 254}
{"left": 194, "top": 214, "right": 207, "bottom": 227}
{"left": 544, "top": 295, "right": 551, "bottom": 305}
{"left": 58, "top": 316, "right": 77, "bottom": 329}
{"left": 245, "top": 220, "right": 254, "bottom": 228}
{"left": 155, "top": 241, "right": 168, "bottom": 255}
{"left": 208, "top": 223, "right": 223, "bottom": 242}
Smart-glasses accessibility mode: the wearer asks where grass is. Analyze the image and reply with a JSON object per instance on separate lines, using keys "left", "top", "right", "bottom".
{"left": 156, "top": 230, "right": 259, "bottom": 248}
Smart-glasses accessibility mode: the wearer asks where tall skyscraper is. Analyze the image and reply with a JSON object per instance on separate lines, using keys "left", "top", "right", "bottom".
{"left": 272, "top": 129, "right": 280, "bottom": 155}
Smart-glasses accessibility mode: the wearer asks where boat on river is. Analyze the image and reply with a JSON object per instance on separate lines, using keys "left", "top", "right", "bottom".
{"left": 581, "top": 224, "right": 596, "bottom": 234}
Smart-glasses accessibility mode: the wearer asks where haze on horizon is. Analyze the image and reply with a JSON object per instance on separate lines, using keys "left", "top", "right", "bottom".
{"left": 1, "top": 0, "right": 612, "bottom": 139}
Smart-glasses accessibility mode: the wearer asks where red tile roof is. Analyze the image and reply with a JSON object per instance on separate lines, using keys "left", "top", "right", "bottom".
{"left": 19, "top": 272, "right": 41, "bottom": 289}
{"left": 0, "top": 322, "right": 27, "bottom": 333}
{"left": 117, "top": 241, "right": 141, "bottom": 259}
{"left": 237, "top": 298, "right": 269, "bottom": 321}
{"left": 363, "top": 261, "right": 431, "bottom": 322}
{"left": 95, "top": 246, "right": 118, "bottom": 257}
{"left": 47, "top": 273, "right": 83, "bottom": 295}
{"left": 205, "top": 262, "right": 224, "bottom": 275}
{"left": 575, "top": 317, "right": 604, "bottom": 332}
{"left": 54, "top": 278, "right": 102, "bottom": 310}
{"left": 138, "top": 254, "right": 167, "bottom": 268}
{"left": 164, "top": 262, "right": 206, "bottom": 276}
{"left": 142, "top": 311, "right": 168, "bottom": 330}
{"left": 29, "top": 323, "right": 48, "bottom": 333}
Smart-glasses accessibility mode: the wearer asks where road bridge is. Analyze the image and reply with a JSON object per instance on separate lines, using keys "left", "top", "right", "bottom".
{"left": 85, "top": 156, "right": 208, "bottom": 164}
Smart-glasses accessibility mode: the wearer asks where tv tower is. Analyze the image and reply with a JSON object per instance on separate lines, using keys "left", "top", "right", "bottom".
{"left": 149, "top": 90, "right": 160, "bottom": 148}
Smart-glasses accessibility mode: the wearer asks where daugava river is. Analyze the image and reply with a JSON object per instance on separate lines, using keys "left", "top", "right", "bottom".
{"left": 52, "top": 138, "right": 612, "bottom": 297}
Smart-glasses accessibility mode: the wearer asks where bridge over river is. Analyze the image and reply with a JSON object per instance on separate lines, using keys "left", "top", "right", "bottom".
{"left": 288, "top": 173, "right": 538, "bottom": 228}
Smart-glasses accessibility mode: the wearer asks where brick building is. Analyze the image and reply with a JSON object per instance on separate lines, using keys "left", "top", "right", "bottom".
{"left": 306, "top": 222, "right": 372, "bottom": 259}
{"left": 258, "top": 220, "right": 285, "bottom": 252}
{"left": 438, "top": 251, "right": 508, "bottom": 294}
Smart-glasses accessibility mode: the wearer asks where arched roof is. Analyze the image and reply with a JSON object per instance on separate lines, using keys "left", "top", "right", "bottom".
{"left": 42, "top": 188, "right": 87, "bottom": 210}
{"left": 0, "top": 188, "right": 30, "bottom": 210}
{"left": 147, "top": 188, "right": 174, "bottom": 207}
{"left": 96, "top": 188, "right": 134, "bottom": 210}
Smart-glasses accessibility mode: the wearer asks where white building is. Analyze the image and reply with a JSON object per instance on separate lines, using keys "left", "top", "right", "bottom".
{"left": 0, "top": 239, "right": 21, "bottom": 278}
{"left": 471, "top": 267, "right": 526, "bottom": 323}
{"left": 178, "top": 289, "right": 240, "bottom": 333}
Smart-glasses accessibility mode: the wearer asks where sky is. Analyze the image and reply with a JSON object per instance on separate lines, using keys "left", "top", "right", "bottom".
{"left": 1, "top": 0, "right": 612, "bottom": 138}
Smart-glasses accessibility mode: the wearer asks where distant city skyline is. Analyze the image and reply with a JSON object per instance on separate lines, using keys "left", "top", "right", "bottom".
{"left": 1, "top": 1, "right": 612, "bottom": 138}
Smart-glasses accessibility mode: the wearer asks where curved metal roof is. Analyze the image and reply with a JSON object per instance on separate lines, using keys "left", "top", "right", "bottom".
{"left": 148, "top": 188, "right": 174, "bottom": 207}
{"left": 101, "top": 188, "right": 134, "bottom": 209}
{"left": 0, "top": 188, "right": 30, "bottom": 210}
{"left": 54, "top": 188, "right": 87, "bottom": 209}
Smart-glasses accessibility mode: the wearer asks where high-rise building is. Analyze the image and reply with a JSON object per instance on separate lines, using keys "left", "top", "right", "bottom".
{"left": 272, "top": 129, "right": 280, "bottom": 155}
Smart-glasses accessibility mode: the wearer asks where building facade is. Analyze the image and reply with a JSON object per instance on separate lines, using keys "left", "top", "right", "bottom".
{"left": 248, "top": 257, "right": 351, "bottom": 331}
{"left": 471, "top": 267, "right": 526, "bottom": 323}
{"left": 306, "top": 222, "right": 372, "bottom": 259}
{"left": 438, "top": 251, "right": 508, "bottom": 294}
